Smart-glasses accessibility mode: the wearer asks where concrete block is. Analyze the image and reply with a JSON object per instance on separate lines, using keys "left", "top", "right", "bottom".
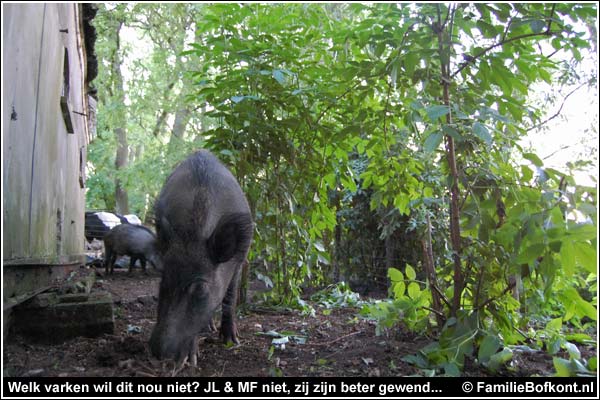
{"left": 12, "top": 291, "right": 114, "bottom": 343}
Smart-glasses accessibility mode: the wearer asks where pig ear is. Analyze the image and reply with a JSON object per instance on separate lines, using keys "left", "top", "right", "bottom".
{"left": 208, "top": 213, "right": 253, "bottom": 265}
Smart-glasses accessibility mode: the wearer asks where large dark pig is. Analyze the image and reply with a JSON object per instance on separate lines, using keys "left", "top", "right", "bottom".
{"left": 103, "top": 223, "right": 161, "bottom": 274}
{"left": 150, "top": 150, "right": 253, "bottom": 364}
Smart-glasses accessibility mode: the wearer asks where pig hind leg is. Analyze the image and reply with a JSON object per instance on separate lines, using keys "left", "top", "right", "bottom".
{"left": 140, "top": 257, "right": 148, "bottom": 274}
{"left": 105, "top": 249, "right": 117, "bottom": 275}
{"left": 128, "top": 256, "right": 138, "bottom": 274}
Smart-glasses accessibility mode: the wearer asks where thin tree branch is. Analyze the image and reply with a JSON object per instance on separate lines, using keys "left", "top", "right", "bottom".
{"left": 543, "top": 144, "right": 572, "bottom": 160}
{"left": 451, "top": 30, "right": 562, "bottom": 79}
{"left": 545, "top": 4, "right": 557, "bottom": 34}
{"left": 526, "top": 81, "right": 588, "bottom": 132}
{"left": 474, "top": 280, "right": 516, "bottom": 311}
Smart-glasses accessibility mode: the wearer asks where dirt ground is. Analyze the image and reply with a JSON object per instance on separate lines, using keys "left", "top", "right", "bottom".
{"left": 2, "top": 267, "right": 589, "bottom": 378}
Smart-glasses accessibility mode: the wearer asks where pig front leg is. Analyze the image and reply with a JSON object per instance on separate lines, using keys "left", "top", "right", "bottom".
{"left": 220, "top": 267, "right": 241, "bottom": 345}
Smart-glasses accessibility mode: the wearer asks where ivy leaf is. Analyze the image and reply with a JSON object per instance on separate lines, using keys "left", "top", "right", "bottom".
{"left": 424, "top": 131, "right": 444, "bottom": 152}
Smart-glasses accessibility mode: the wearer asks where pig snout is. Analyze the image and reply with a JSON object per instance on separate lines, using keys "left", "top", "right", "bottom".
{"left": 149, "top": 326, "right": 197, "bottom": 363}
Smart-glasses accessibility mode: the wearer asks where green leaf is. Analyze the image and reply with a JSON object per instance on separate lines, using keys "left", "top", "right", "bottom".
{"left": 442, "top": 125, "right": 462, "bottom": 141}
{"left": 546, "top": 317, "right": 562, "bottom": 332}
{"left": 565, "top": 333, "right": 593, "bottom": 344}
{"left": 538, "top": 68, "right": 552, "bottom": 83}
{"left": 560, "top": 241, "right": 576, "bottom": 277}
{"left": 393, "top": 193, "right": 410, "bottom": 215}
{"left": 523, "top": 152, "right": 543, "bottom": 167}
{"left": 405, "top": 264, "right": 416, "bottom": 280}
{"left": 576, "top": 298, "right": 597, "bottom": 321}
{"left": 390, "top": 61, "right": 398, "bottom": 87}
{"left": 443, "top": 362, "right": 461, "bottom": 376}
{"left": 478, "top": 335, "right": 501, "bottom": 362}
{"left": 548, "top": 338, "right": 562, "bottom": 355}
{"left": 589, "top": 357, "right": 597, "bottom": 372}
{"left": 426, "top": 105, "right": 450, "bottom": 121}
{"left": 564, "top": 342, "right": 581, "bottom": 360}
{"left": 410, "top": 100, "right": 424, "bottom": 111}
{"left": 487, "top": 348, "right": 513, "bottom": 373}
{"left": 341, "top": 175, "right": 357, "bottom": 193}
{"left": 530, "top": 20, "right": 546, "bottom": 34}
{"left": 516, "top": 243, "right": 545, "bottom": 264}
{"left": 272, "top": 69, "right": 286, "bottom": 85}
{"left": 573, "top": 242, "right": 597, "bottom": 273}
{"left": 472, "top": 122, "right": 492, "bottom": 145}
{"left": 393, "top": 281, "right": 406, "bottom": 298}
{"left": 424, "top": 131, "right": 443, "bottom": 152}
{"left": 407, "top": 282, "right": 421, "bottom": 299}
{"left": 388, "top": 268, "right": 404, "bottom": 282}
{"left": 402, "top": 353, "right": 429, "bottom": 369}
{"left": 553, "top": 357, "right": 573, "bottom": 377}
{"left": 404, "top": 52, "right": 419, "bottom": 76}
{"left": 562, "top": 288, "right": 597, "bottom": 321}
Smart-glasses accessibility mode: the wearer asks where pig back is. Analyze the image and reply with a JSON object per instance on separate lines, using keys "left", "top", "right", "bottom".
{"left": 155, "top": 150, "right": 251, "bottom": 249}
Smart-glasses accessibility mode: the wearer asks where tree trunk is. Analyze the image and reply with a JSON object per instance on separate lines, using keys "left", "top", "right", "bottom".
{"left": 167, "top": 105, "right": 191, "bottom": 157}
{"left": 115, "top": 127, "right": 129, "bottom": 214}
{"left": 384, "top": 224, "right": 395, "bottom": 269}
{"left": 422, "top": 214, "right": 445, "bottom": 328}
{"left": 332, "top": 184, "right": 342, "bottom": 282}
{"left": 111, "top": 20, "right": 129, "bottom": 215}
{"left": 437, "top": 5, "right": 463, "bottom": 317}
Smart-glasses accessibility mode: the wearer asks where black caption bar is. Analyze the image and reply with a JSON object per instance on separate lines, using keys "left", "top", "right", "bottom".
{"left": 2, "top": 377, "right": 597, "bottom": 398}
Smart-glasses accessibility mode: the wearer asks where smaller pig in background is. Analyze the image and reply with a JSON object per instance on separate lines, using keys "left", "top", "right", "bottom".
{"left": 103, "top": 223, "right": 162, "bottom": 275}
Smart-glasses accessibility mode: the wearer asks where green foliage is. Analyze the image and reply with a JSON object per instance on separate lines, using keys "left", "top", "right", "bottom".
{"left": 310, "top": 282, "right": 363, "bottom": 309}
{"left": 89, "top": 3, "right": 597, "bottom": 376}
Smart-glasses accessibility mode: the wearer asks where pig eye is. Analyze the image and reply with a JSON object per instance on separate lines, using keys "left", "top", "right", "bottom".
{"left": 187, "top": 283, "right": 198, "bottom": 296}
{"left": 187, "top": 281, "right": 208, "bottom": 297}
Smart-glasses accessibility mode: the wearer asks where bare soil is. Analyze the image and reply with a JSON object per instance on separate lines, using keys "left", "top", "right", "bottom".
{"left": 2, "top": 268, "right": 587, "bottom": 378}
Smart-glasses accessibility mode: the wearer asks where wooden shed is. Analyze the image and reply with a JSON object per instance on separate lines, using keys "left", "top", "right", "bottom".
{"left": 2, "top": 3, "right": 97, "bottom": 338}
